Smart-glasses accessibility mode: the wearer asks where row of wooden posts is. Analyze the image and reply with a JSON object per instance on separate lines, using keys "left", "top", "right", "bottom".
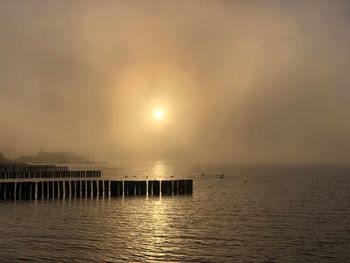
{"left": 0, "top": 180, "right": 193, "bottom": 200}
{"left": 0, "top": 170, "right": 101, "bottom": 179}
{"left": 0, "top": 164, "right": 69, "bottom": 172}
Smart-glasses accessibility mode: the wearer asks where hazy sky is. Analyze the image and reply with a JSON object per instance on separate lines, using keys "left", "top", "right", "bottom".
{"left": 1, "top": 0, "right": 350, "bottom": 164}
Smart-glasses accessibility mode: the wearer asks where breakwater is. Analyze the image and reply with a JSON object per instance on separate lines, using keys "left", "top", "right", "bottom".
{"left": 0, "top": 164, "right": 193, "bottom": 200}
{"left": 0, "top": 164, "right": 101, "bottom": 179}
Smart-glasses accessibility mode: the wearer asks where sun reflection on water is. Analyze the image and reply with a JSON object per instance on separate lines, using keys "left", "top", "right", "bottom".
{"left": 152, "top": 161, "right": 168, "bottom": 180}
{"left": 149, "top": 200, "right": 167, "bottom": 244}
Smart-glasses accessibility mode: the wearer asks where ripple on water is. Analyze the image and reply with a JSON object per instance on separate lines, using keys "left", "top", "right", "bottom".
{"left": 0, "top": 164, "right": 350, "bottom": 262}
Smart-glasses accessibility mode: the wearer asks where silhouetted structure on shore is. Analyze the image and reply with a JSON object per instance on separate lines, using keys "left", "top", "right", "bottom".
{"left": 16, "top": 151, "right": 89, "bottom": 164}
{"left": 0, "top": 153, "right": 11, "bottom": 163}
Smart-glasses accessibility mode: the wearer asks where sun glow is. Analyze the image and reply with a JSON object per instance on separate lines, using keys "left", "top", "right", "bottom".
{"left": 153, "top": 108, "right": 165, "bottom": 121}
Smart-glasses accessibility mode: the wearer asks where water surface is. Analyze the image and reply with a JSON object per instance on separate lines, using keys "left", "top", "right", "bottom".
{"left": 0, "top": 163, "right": 349, "bottom": 262}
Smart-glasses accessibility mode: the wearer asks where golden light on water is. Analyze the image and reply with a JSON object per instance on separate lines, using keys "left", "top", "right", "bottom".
{"left": 153, "top": 161, "right": 167, "bottom": 179}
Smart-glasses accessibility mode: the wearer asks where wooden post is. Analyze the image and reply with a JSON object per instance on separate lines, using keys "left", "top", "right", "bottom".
{"left": 48, "top": 181, "right": 54, "bottom": 199}
{"left": 37, "top": 182, "right": 43, "bottom": 200}
{"left": 21, "top": 182, "right": 27, "bottom": 200}
{"left": 25, "top": 182, "right": 31, "bottom": 199}
{"left": 3, "top": 183, "right": 6, "bottom": 200}
{"left": 92, "top": 180, "right": 98, "bottom": 198}
{"left": 153, "top": 180, "right": 160, "bottom": 196}
{"left": 15, "top": 182, "right": 21, "bottom": 200}
{"left": 147, "top": 181, "right": 153, "bottom": 196}
{"left": 30, "top": 182, "right": 35, "bottom": 200}
{"left": 76, "top": 180, "right": 81, "bottom": 198}
{"left": 185, "top": 180, "right": 193, "bottom": 195}
{"left": 173, "top": 180, "right": 178, "bottom": 195}
{"left": 6, "top": 182, "right": 15, "bottom": 200}
{"left": 124, "top": 181, "right": 129, "bottom": 196}
{"left": 53, "top": 181, "right": 59, "bottom": 199}
{"left": 118, "top": 181, "right": 123, "bottom": 197}
{"left": 178, "top": 180, "right": 185, "bottom": 195}
{"left": 70, "top": 181, "right": 76, "bottom": 198}
{"left": 81, "top": 181, "right": 86, "bottom": 198}
{"left": 124, "top": 181, "right": 135, "bottom": 196}
{"left": 98, "top": 180, "right": 103, "bottom": 197}
{"left": 104, "top": 180, "right": 109, "bottom": 197}
{"left": 135, "top": 181, "right": 141, "bottom": 195}
{"left": 65, "top": 181, "right": 70, "bottom": 198}
{"left": 59, "top": 181, "right": 64, "bottom": 198}
{"left": 43, "top": 181, "right": 48, "bottom": 199}
{"left": 110, "top": 181, "right": 118, "bottom": 197}
{"left": 87, "top": 180, "right": 91, "bottom": 198}
{"left": 161, "top": 180, "right": 172, "bottom": 196}
{"left": 139, "top": 181, "right": 147, "bottom": 196}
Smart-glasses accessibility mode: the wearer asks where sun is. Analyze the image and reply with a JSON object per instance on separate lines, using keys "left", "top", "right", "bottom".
{"left": 153, "top": 108, "right": 165, "bottom": 121}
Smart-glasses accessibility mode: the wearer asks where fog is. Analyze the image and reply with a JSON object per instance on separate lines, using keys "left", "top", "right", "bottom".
{"left": 1, "top": 1, "right": 350, "bottom": 164}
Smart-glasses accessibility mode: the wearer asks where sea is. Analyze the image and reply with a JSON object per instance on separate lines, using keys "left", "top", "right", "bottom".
{"left": 0, "top": 162, "right": 349, "bottom": 262}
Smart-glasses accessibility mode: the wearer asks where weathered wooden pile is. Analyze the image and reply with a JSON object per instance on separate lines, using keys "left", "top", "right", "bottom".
{"left": 0, "top": 164, "right": 101, "bottom": 179}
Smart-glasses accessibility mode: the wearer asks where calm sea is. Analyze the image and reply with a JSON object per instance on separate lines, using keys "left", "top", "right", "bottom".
{"left": 0, "top": 163, "right": 349, "bottom": 262}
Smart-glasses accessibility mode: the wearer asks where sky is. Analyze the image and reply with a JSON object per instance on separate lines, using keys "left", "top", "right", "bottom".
{"left": 0, "top": 0, "right": 350, "bottom": 164}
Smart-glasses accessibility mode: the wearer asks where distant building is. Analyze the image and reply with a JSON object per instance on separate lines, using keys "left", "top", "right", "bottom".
{"left": 16, "top": 151, "right": 89, "bottom": 164}
{"left": 0, "top": 152, "right": 9, "bottom": 163}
